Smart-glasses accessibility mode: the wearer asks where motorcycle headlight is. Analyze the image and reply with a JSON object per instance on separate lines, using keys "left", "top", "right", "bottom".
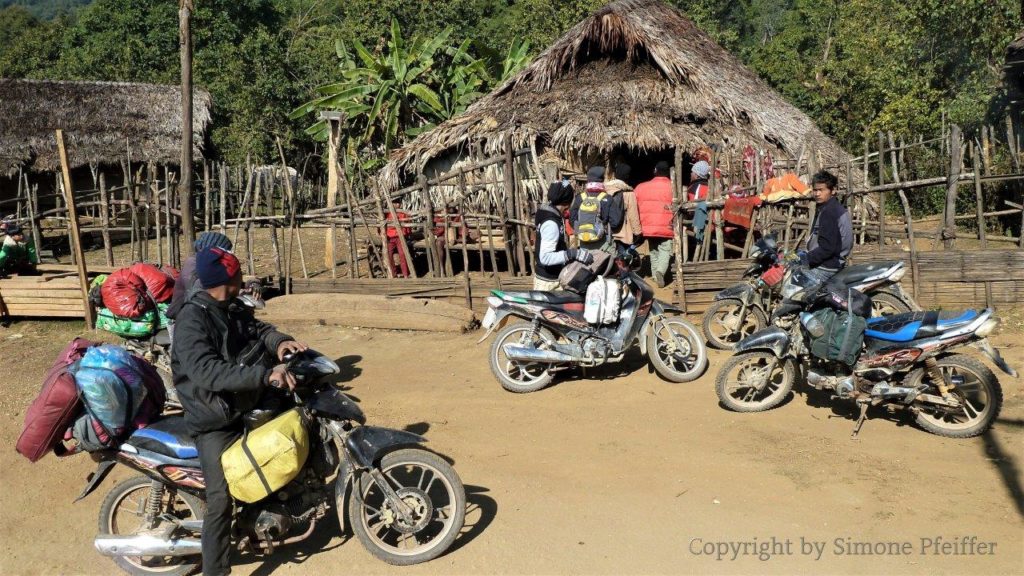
{"left": 975, "top": 318, "right": 999, "bottom": 338}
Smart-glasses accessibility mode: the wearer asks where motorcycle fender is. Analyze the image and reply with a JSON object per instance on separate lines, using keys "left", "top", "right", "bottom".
{"left": 75, "top": 459, "right": 117, "bottom": 503}
{"left": 652, "top": 300, "right": 683, "bottom": 314}
{"left": 975, "top": 339, "right": 1019, "bottom": 377}
{"left": 475, "top": 308, "right": 521, "bottom": 344}
{"left": 715, "top": 283, "right": 753, "bottom": 302}
{"left": 334, "top": 458, "right": 355, "bottom": 534}
{"left": 345, "top": 426, "right": 426, "bottom": 469}
{"left": 735, "top": 326, "right": 790, "bottom": 357}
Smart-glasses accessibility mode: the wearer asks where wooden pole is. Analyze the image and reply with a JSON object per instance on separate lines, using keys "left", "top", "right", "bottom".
{"left": 971, "top": 142, "right": 993, "bottom": 307}
{"left": 56, "top": 130, "right": 94, "bottom": 327}
{"left": 99, "top": 172, "right": 113, "bottom": 266}
{"left": 203, "top": 160, "right": 211, "bottom": 232}
{"left": 178, "top": 0, "right": 196, "bottom": 251}
{"left": 323, "top": 112, "right": 342, "bottom": 273}
{"left": 505, "top": 137, "right": 527, "bottom": 276}
{"left": 673, "top": 147, "right": 686, "bottom": 310}
{"left": 941, "top": 125, "right": 962, "bottom": 249}
{"left": 877, "top": 132, "right": 886, "bottom": 248}
{"left": 384, "top": 193, "right": 417, "bottom": 278}
{"left": 372, "top": 192, "right": 395, "bottom": 279}
{"left": 419, "top": 174, "right": 438, "bottom": 277}
{"left": 219, "top": 163, "right": 227, "bottom": 230}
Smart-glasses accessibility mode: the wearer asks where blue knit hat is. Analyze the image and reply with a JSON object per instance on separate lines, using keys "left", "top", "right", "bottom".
{"left": 195, "top": 247, "right": 241, "bottom": 289}
{"left": 193, "top": 231, "right": 232, "bottom": 252}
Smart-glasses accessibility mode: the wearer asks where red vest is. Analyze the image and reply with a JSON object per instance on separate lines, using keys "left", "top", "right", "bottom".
{"left": 635, "top": 176, "right": 675, "bottom": 238}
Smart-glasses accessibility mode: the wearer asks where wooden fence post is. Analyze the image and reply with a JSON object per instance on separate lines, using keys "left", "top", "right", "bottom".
{"left": 55, "top": 129, "right": 94, "bottom": 327}
{"left": 940, "top": 125, "right": 962, "bottom": 249}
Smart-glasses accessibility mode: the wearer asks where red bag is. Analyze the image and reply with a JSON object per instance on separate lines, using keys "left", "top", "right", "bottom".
{"left": 130, "top": 263, "right": 175, "bottom": 303}
{"left": 16, "top": 338, "right": 97, "bottom": 462}
{"left": 101, "top": 269, "right": 151, "bottom": 318}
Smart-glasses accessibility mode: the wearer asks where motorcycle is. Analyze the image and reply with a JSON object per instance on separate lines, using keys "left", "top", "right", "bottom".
{"left": 119, "top": 281, "right": 266, "bottom": 411}
{"left": 702, "top": 234, "right": 917, "bottom": 350}
{"left": 478, "top": 257, "right": 708, "bottom": 392}
{"left": 77, "top": 350, "right": 466, "bottom": 574}
{"left": 714, "top": 267, "right": 1016, "bottom": 438}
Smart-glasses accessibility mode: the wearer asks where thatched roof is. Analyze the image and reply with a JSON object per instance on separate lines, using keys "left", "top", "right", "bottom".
{"left": 380, "top": 0, "right": 852, "bottom": 190}
{"left": 0, "top": 79, "right": 212, "bottom": 175}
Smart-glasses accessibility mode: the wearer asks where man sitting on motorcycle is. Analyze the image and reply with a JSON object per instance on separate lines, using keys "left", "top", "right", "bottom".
{"left": 802, "top": 170, "right": 853, "bottom": 286}
{"left": 171, "top": 247, "right": 307, "bottom": 576}
{"left": 534, "top": 177, "right": 594, "bottom": 291}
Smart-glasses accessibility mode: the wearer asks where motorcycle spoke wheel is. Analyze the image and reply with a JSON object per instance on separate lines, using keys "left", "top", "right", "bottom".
{"left": 715, "top": 351, "right": 794, "bottom": 412}
{"left": 350, "top": 449, "right": 466, "bottom": 565}
{"left": 870, "top": 292, "right": 912, "bottom": 317}
{"left": 489, "top": 322, "right": 557, "bottom": 393}
{"left": 647, "top": 316, "right": 708, "bottom": 383}
{"left": 907, "top": 355, "right": 1003, "bottom": 438}
{"left": 702, "top": 300, "right": 766, "bottom": 350}
{"left": 98, "top": 476, "right": 203, "bottom": 576}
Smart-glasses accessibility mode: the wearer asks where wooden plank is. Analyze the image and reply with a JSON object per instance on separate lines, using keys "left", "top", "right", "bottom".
{"left": 2, "top": 297, "right": 85, "bottom": 305}
{"left": 56, "top": 129, "right": 94, "bottom": 326}
{"left": 0, "top": 288, "right": 84, "bottom": 298}
{"left": 3, "top": 308, "right": 87, "bottom": 318}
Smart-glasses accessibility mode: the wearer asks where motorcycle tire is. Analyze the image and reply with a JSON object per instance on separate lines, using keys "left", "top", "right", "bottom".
{"left": 489, "top": 321, "right": 558, "bottom": 393}
{"left": 646, "top": 315, "right": 708, "bottom": 383}
{"left": 715, "top": 351, "right": 795, "bottom": 412}
{"left": 870, "top": 291, "right": 912, "bottom": 317}
{"left": 97, "top": 475, "right": 204, "bottom": 576}
{"left": 701, "top": 299, "right": 768, "bottom": 350}
{"left": 349, "top": 448, "right": 466, "bottom": 566}
{"left": 905, "top": 354, "right": 1003, "bottom": 438}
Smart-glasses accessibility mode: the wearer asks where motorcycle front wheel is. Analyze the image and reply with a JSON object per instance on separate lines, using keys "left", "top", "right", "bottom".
{"left": 646, "top": 315, "right": 708, "bottom": 382}
{"left": 715, "top": 351, "right": 795, "bottom": 412}
{"left": 702, "top": 299, "right": 768, "bottom": 350}
{"left": 906, "top": 354, "right": 1003, "bottom": 438}
{"left": 349, "top": 448, "right": 467, "bottom": 566}
{"left": 97, "top": 476, "right": 204, "bottom": 576}
{"left": 489, "top": 321, "right": 558, "bottom": 393}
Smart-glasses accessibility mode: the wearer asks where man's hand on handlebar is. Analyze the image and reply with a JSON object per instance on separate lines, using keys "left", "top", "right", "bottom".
{"left": 268, "top": 364, "right": 297, "bottom": 391}
{"left": 277, "top": 340, "right": 308, "bottom": 361}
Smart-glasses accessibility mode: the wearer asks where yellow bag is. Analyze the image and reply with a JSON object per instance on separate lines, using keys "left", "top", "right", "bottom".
{"left": 221, "top": 409, "right": 310, "bottom": 503}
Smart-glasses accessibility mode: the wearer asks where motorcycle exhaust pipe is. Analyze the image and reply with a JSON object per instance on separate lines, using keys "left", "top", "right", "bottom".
{"left": 503, "top": 344, "right": 577, "bottom": 364}
{"left": 94, "top": 534, "right": 202, "bottom": 557}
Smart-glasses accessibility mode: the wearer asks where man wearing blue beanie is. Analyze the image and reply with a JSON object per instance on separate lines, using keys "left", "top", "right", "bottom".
{"left": 171, "top": 247, "right": 307, "bottom": 576}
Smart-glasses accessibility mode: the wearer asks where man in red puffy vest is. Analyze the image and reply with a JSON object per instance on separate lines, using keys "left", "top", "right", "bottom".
{"left": 634, "top": 161, "right": 675, "bottom": 287}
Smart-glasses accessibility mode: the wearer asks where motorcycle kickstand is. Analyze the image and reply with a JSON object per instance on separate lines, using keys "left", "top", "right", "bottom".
{"left": 850, "top": 402, "right": 870, "bottom": 439}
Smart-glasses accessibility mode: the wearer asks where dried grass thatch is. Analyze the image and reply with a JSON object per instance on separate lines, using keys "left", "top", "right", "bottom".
{"left": 0, "top": 78, "right": 211, "bottom": 175}
{"left": 380, "top": 0, "right": 852, "bottom": 190}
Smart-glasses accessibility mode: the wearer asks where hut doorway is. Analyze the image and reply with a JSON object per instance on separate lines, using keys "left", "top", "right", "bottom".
{"left": 608, "top": 147, "right": 693, "bottom": 188}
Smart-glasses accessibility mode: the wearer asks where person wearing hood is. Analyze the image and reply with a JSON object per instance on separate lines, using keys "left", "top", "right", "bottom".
{"left": 535, "top": 178, "right": 595, "bottom": 291}
{"left": 606, "top": 162, "right": 642, "bottom": 260}
{"left": 166, "top": 231, "right": 234, "bottom": 320}
{"left": 570, "top": 165, "right": 624, "bottom": 254}
{"left": 0, "top": 222, "right": 38, "bottom": 276}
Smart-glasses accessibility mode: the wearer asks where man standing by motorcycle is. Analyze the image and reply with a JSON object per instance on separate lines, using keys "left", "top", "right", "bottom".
{"left": 171, "top": 247, "right": 307, "bottom": 575}
{"left": 802, "top": 170, "right": 853, "bottom": 286}
{"left": 535, "top": 178, "right": 594, "bottom": 291}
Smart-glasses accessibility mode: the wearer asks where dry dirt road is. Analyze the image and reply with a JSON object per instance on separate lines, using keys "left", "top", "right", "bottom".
{"left": 1, "top": 319, "right": 1022, "bottom": 575}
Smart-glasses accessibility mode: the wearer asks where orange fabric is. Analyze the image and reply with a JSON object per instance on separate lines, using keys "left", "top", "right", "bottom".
{"left": 723, "top": 195, "right": 762, "bottom": 228}
{"left": 760, "top": 173, "right": 810, "bottom": 202}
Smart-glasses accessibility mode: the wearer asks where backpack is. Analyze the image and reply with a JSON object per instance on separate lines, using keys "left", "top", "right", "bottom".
{"left": 576, "top": 192, "right": 608, "bottom": 243}
{"left": 559, "top": 251, "right": 613, "bottom": 294}
{"left": 805, "top": 308, "right": 866, "bottom": 367}
{"left": 16, "top": 338, "right": 96, "bottom": 462}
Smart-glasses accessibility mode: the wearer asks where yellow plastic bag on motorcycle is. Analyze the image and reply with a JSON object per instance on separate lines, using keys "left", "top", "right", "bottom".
{"left": 222, "top": 409, "right": 310, "bottom": 503}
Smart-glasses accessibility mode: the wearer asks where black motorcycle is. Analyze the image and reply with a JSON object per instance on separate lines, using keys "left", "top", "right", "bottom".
{"left": 77, "top": 350, "right": 466, "bottom": 574}
{"left": 702, "top": 234, "right": 916, "bottom": 349}
{"left": 479, "top": 258, "right": 708, "bottom": 392}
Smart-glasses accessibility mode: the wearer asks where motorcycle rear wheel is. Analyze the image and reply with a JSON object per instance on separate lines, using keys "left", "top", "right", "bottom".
{"left": 870, "top": 291, "right": 912, "bottom": 317}
{"left": 906, "top": 355, "right": 1003, "bottom": 438}
{"left": 647, "top": 315, "right": 708, "bottom": 383}
{"left": 489, "top": 321, "right": 558, "bottom": 393}
{"left": 97, "top": 475, "right": 204, "bottom": 576}
{"left": 349, "top": 448, "right": 466, "bottom": 565}
{"left": 702, "top": 299, "right": 768, "bottom": 350}
{"left": 715, "top": 351, "right": 795, "bottom": 412}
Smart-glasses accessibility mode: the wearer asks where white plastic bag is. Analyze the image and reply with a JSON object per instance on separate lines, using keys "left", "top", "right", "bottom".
{"left": 584, "top": 277, "right": 621, "bottom": 325}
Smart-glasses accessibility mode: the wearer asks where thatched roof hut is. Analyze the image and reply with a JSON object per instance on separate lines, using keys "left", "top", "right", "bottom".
{"left": 380, "top": 0, "right": 852, "bottom": 191}
{"left": 0, "top": 79, "right": 212, "bottom": 175}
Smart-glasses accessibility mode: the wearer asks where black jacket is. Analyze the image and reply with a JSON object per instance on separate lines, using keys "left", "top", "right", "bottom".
{"left": 807, "top": 196, "right": 853, "bottom": 270}
{"left": 171, "top": 291, "right": 293, "bottom": 434}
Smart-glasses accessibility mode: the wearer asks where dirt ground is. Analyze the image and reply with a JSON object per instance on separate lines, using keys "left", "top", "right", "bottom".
{"left": 0, "top": 317, "right": 1022, "bottom": 575}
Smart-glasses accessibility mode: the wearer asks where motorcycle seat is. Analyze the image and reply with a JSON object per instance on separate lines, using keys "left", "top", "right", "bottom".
{"left": 128, "top": 416, "right": 199, "bottom": 461}
{"left": 865, "top": 310, "right": 978, "bottom": 342}
{"left": 502, "top": 290, "right": 584, "bottom": 304}
{"left": 829, "top": 261, "right": 900, "bottom": 286}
